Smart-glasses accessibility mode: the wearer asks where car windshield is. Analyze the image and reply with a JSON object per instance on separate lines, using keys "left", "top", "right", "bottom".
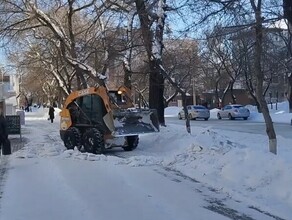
{"left": 233, "top": 105, "right": 244, "bottom": 108}
{"left": 193, "top": 106, "right": 206, "bottom": 109}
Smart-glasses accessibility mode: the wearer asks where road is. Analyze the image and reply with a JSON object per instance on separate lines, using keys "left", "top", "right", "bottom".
{"left": 166, "top": 117, "right": 292, "bottom": 139}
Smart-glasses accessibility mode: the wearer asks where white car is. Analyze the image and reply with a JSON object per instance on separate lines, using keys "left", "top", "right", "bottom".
{"left": 217, "top": 104, "right": 250, "bottom": 120}
{"left": 178, "top": 105, "right": 210, "bottom": 121}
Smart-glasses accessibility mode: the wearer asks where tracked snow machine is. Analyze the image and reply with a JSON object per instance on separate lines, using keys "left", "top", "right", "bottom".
{"left": 59, "top": 86, "right": 159, "bottom": 154}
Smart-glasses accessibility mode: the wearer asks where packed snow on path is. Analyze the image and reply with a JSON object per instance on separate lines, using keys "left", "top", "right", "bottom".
{"left": 0, "top": 102, "right": 292, "bottom": 220}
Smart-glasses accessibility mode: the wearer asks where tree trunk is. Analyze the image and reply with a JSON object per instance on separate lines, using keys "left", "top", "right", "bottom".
{"left": 149, "top": 60, "right": 165, "bottom": 125}
{"left": 182, "top": 93, "right": 191, "bottom": 134}
{"left": 123, "top": 10, "right": 135, "bottom": 90}
{"left": 245, "top": 70, "right": 261, "bottom": 112}
{"left": 283, "top": 0, "right": 292, "bottom": 112}
{"left": 230, "top": 81, "right": 236, "bottom": 104}
{"left": 220, "top": 83, "right": 231, "bottom": 106}
{"left": 253, "top": 1, "right": 277, "bottom": 154}
{"left": 164, "top": 90, "right": 179, "bottom": 108}
{"left": 288, "top": 75, "right": 292, "bottom": 112}
{"left": 215, "top": 79, "right": 221, "bottom": 107}
{"left": 123, "top": 63, "right": 132, "bottom": 90}
{"left": 283, "top": 0, "right": 292, "bottom": 113}
{"left": 135, "top": 0, "right": 165, "bottom": 126}
{"left": 75, "top": 67, "right": 88, "bottom": 89}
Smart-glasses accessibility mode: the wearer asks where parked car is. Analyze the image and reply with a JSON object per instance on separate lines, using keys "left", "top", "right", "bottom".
{"left": 217, "top": 104, "right": 250, "bottom": 120}
{"left": 178, "top": 105, "right": 210, "bottom": 120}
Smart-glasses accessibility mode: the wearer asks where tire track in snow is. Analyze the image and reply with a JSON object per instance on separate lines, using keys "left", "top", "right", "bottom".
{"left": 153, "top": 167, "right": 286, "bottom": 220}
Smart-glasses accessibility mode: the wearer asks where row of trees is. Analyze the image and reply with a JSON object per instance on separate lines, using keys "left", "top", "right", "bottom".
{"left": 0, "top": 0, "right": 291, "bottom": 154}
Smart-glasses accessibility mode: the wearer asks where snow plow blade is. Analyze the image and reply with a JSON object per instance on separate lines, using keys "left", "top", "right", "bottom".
{"left": 110, "top": 109, "right": 159, "bottom": 136}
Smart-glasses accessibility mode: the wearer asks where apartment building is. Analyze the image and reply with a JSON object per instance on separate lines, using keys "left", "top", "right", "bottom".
{"left": 0, "top": 73, "right": 20, "bottom": 115}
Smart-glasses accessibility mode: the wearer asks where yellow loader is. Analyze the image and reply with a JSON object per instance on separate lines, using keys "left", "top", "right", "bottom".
{"left": 59, "top": 86, "right": 159, "bottom": 154}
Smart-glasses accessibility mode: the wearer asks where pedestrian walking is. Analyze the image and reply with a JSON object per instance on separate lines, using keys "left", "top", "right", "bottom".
{"left": 48, "top": 106, "right": 55, "bottom": 123}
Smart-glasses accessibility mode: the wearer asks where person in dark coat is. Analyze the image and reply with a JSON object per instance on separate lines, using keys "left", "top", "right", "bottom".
{"left": 48, "top": 106, "right": 55, "bottom": 123}
{"left": 0, "top": 111, "right": 8, "bottom": 150}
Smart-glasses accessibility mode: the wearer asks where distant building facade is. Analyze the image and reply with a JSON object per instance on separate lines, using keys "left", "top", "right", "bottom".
{"left": 0, "top": 73, "right": 20, "bottom": 115}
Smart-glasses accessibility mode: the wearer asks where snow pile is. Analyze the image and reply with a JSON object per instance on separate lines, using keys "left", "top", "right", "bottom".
{"left": 5, "top": 101, "right": 292, "bottom": 219}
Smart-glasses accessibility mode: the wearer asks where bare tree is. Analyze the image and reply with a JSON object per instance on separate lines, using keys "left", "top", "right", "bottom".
{"left": 181, "top": 0, "right": 279, "bottom": 153}
{"left": 0, "top": 1, "right": 121, "bottom": 93}
{"left": 162, "top": 39, "right": 199, "bottom": 107}
{"left": 204, "top": 28, "right": 244, "bottom": 106}
{"left": 135, "top": 0, "right": 166, "bottom": 126}
{"left": 199, "top": 34, "right": 230, "bottom": 107}
{"left": 283, "top": 0, "right": 292, "bottom": 112}
{"left": 250, "top": 0, "right": 277, "bottom": 154}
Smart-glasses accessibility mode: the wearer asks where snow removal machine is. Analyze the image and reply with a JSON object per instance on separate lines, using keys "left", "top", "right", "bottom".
{"left": 59, "top": 86, "right": 159, "bottom": 154}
